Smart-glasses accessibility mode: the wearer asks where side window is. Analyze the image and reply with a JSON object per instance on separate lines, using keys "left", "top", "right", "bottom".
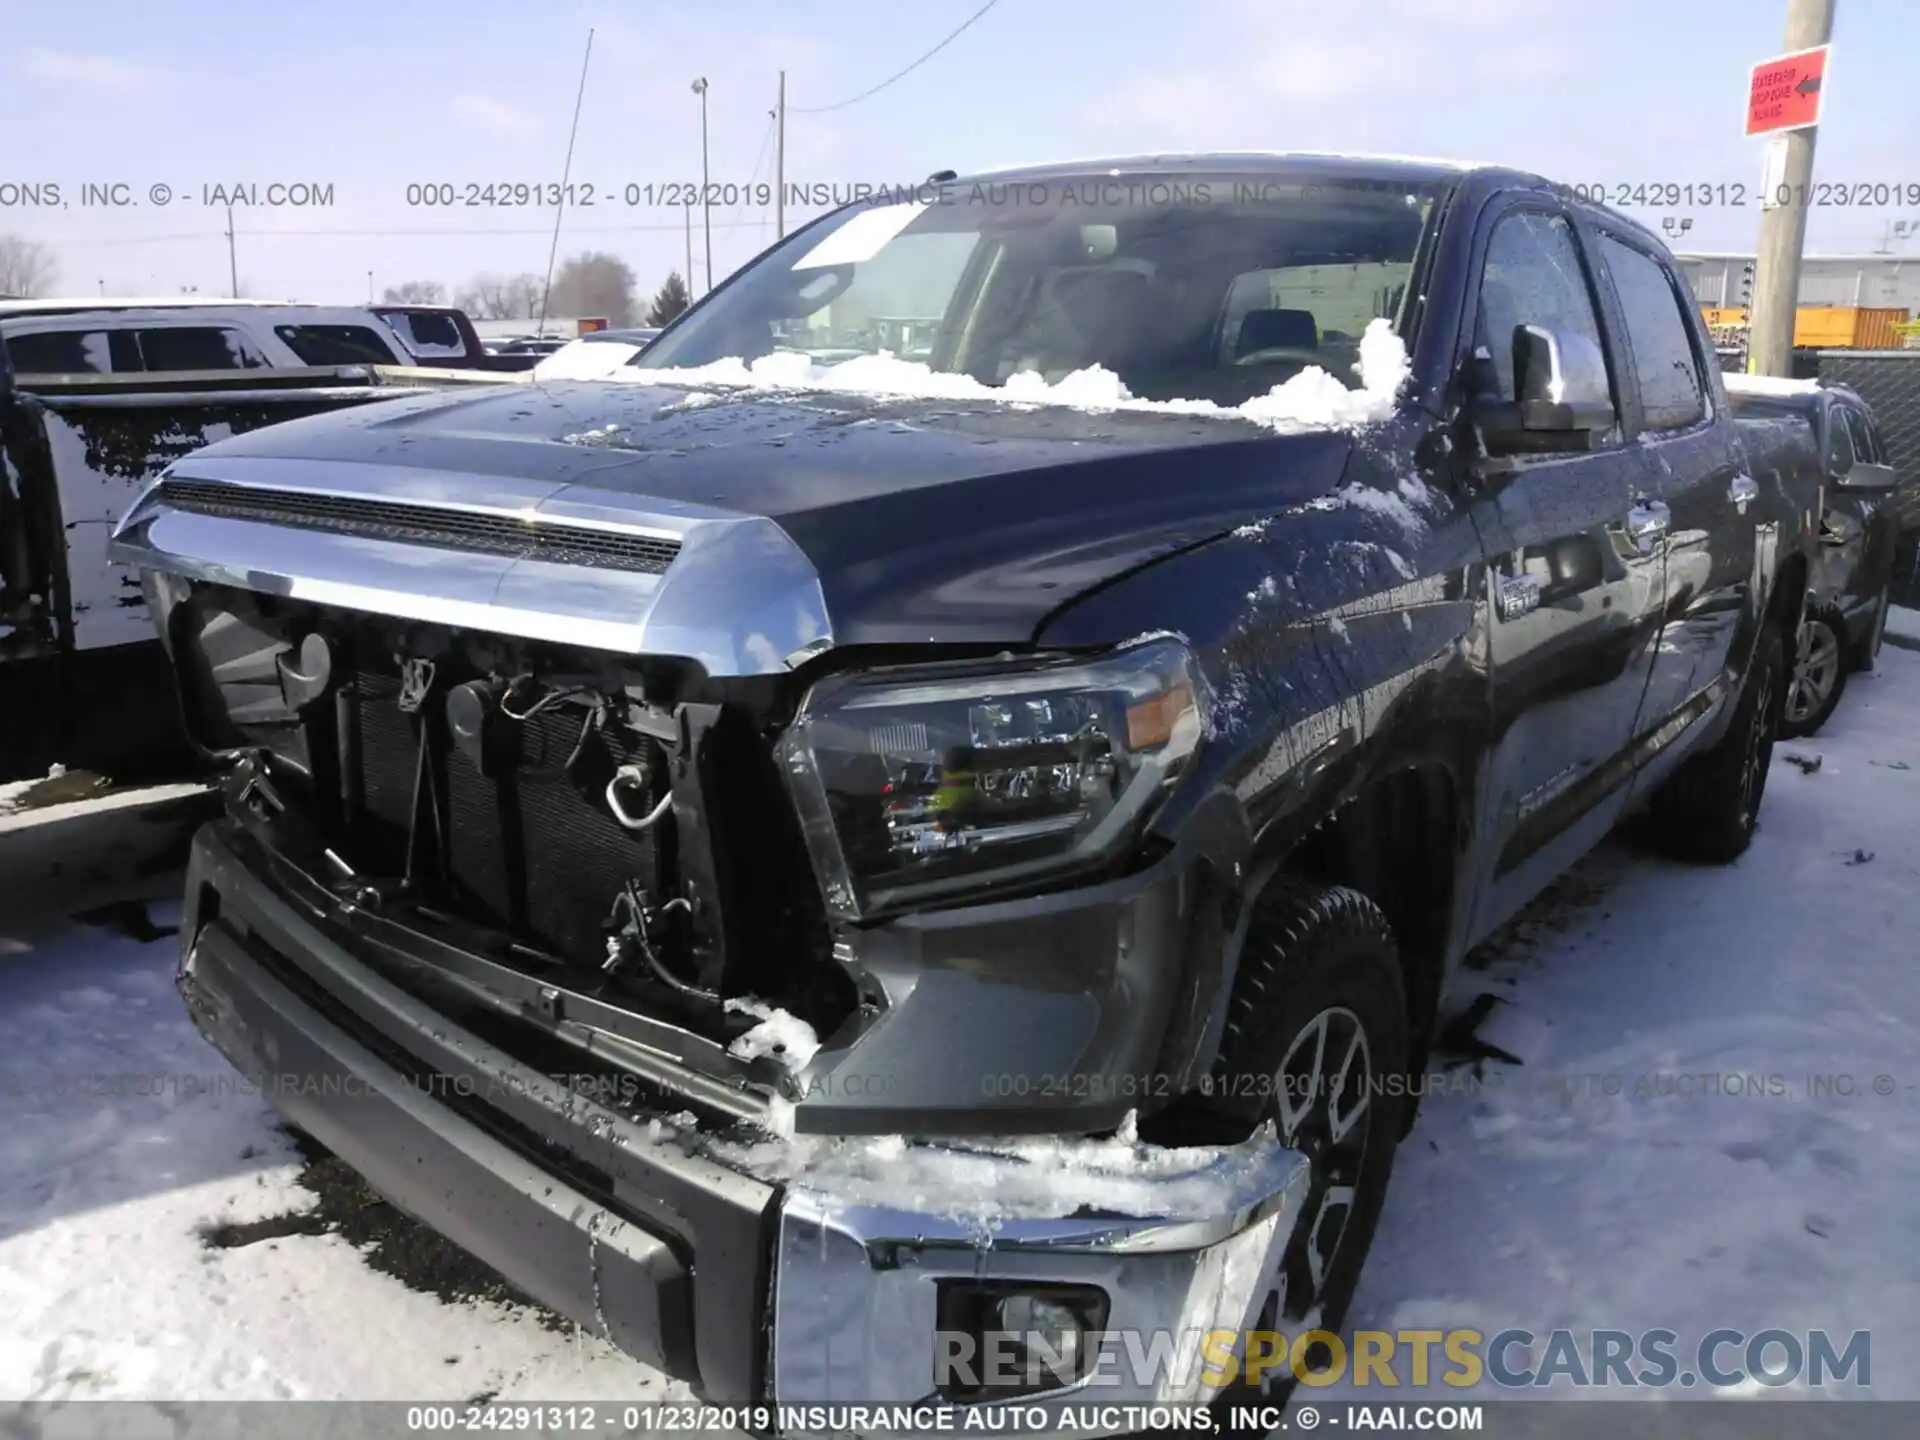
{"left": 1827, "top": 408, "right": 1858, "bottom": 475}
{"left": 1842, "top": 407, "right": 1880, "bottom": 465}
{"left": 1864, "top": 415, "right": 1891, "bottom": 468}
{"left": 136, "top": 327, "right": 270, "bottom": 370}
{"left": 5, "top": 329, "right": 113, "bottom": 374}
{"left": 1474, "top": 210, "right": 1613, "bottom": 411}
{"left": 383, "top": 311, "right": 464, "bottom": 357}
{"left": 1596, "top": 236, "right": 1707, "bottom": 431}
{"left": 274, "top": 324, "right": 403, "bottom": 365}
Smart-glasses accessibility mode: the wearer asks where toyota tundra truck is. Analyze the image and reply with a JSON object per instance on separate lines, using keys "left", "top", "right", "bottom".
{"left": 109, "top": 154, "right": 1814, "bottom": 1432}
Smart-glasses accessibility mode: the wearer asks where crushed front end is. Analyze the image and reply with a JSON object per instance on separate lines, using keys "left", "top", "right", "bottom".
{"left": 111, "top": 456, "right": 1309, "bottom": 1426}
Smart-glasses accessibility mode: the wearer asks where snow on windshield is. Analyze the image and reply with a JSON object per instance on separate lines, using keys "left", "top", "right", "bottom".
{"left": 609, "top": 315, "right": 1410, "bottom": 434}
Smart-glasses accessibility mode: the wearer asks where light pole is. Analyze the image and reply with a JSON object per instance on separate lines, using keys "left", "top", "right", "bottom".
{"left": 692, "top": 77, "right": 712, "bottom": 293}
{"left": 367, "top": 270, "right": 374, "bottom": 304}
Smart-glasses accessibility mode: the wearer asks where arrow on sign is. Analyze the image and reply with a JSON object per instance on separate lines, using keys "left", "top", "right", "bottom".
{"left": 1796, "top": 74, "right": 1822, "bottom": 95}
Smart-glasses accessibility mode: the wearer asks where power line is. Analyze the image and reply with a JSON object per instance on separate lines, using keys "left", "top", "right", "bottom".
{"left": 789, "top": 0, "right": 1000, "bottom": 114}
{"left": 37, "top": 218, "right": 783, "bottom": 248}
{"left": 745, "top": 110, "right": 777, "bottom": 190}
{"left": 538, "top": 28, "right": 596, "bottom": 331}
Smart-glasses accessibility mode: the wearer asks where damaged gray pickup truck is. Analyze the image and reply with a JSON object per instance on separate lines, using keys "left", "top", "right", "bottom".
{"left": 112, "top": 154, "right": 1812, "bottom": 1432}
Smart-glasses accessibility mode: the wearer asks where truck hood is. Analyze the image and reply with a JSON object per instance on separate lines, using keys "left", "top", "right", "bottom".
{"left": 117, "top": 379, "right": 1358, "bottom": 671}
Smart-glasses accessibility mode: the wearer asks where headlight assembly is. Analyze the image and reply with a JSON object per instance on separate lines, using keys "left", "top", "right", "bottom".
{"left": 775, "top": 639, "right": 1206, "bottom": 921}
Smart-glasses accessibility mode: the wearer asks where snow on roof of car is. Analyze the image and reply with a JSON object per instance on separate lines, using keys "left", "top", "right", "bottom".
{"left": 1723, "top": 373, "right": 1823, "bottom": 397}
{"left": 0, "top": 297, "right": 329, "bottom": 314}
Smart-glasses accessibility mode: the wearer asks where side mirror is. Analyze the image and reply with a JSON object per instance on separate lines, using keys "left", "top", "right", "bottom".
{"left": 1835, "top": 460, "right": 1898, "bottom": 492}
{"left": 1476, "top": 323, "right": 1617, "bottom": 457}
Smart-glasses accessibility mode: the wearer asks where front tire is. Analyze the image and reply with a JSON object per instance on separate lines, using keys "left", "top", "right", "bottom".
{"left": 1639, "top": 622, "right": 1785, "bottom": 864}
{"left": 1780, "top": 606, "right": 1847, "bottom": 738}
{"left": 1206, "top": 878, "right": 1410, "bottom": 1417}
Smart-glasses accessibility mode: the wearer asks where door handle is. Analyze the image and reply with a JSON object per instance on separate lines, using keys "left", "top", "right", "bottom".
{"left": 1624, "top": 500, "right": 1671, "bottom": 553}
{"left": 1729, "top": 474, "right": 1759, "bottom": 515}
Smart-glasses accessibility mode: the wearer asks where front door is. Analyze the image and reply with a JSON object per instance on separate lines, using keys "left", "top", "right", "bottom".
{"left": 1461, "top": 205, "right": 1670, "bottom": 943}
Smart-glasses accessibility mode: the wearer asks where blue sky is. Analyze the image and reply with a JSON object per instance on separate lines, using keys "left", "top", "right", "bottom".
{"left": 4, "top": 0, "right": 1918, "bottom": 304}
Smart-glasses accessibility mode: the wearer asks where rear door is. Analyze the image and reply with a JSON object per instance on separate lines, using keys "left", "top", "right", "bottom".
{"left": 1464, "top": 202, "right": 1670, "bottom": 940}
{"left": 1587, "top": 227, "right": 1758, "bottom": 756}
{"left": 1830, "top": 400, "right": 1899, "bottom": 621}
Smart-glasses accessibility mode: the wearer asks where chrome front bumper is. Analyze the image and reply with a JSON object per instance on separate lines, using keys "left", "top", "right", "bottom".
{"left": 768, "top": 1137, "right": 1310, "bottom": 1428}
{"left": 180, "top": 819, "right": 1308, "bottom": 1435}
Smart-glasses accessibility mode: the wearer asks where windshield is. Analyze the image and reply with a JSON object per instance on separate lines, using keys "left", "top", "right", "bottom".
{"left": 639, "top": 172, "right": 1442, "bottom": 408}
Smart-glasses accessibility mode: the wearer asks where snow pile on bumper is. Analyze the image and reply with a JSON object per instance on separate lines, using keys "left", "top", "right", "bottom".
{"left": 713, "top": 1116, "right": 1298, "bottom": 1237}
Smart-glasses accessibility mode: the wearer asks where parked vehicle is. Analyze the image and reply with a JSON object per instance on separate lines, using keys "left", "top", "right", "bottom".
{"left": 492, "top": 335, "right": 568, "bottom": 355}
{"left": 0, "top": 299, "right": 415, "bottom": 374}
{"left": 1725, "top": 375, "right": 1901, "bottom": 736}
{"left": 1, "top": 361, "right": 512, "bottom": 782}
{"left": 372, "top": 304, "right": 494, "bottom": 369}
{"left": 1810, "top": 350, "right": 1920, "bottom": 612}
{"left": 110, "top": 154, "right": 1815, "bottom": 1429}
{"left": 530, "top": 327, "right": 662, "bottom": 380}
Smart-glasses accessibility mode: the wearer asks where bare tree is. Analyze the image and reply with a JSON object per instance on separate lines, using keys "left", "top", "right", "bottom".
{"left": 380, "top": 279, "right": 448, "bottom": 305}
{"left": 547, "top": 252, "right": 637, "bottom": 328}
{"left": 0, "top": 235, "right": 59, "bottom": 298}
{"left": 645, "top": 271, "right": 692, "bottom": 327}
{"left": 454, "top": 272, "right": 543, "bottom": 321}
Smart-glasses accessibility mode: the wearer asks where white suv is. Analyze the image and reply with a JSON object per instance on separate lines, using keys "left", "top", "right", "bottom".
{"left": 0, "top": 299, "right": 413, "bottom": 375}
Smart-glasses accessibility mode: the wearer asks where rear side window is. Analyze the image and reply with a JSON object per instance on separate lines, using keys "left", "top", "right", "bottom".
{"left": 137, "top": 327, "right": 270, "bottom": 370}
{"left": 381, "top": 311, "right": 464, "bottom": 356}
{"left": 275, "top": 325, "right": 401, "bottom": 364}
{"left": 5, "top": 329, "right": 114, "bottom": 373}
{"left": 1597, "top": 236, "right": 1707, "bottom": 431}
{"left": 1827, "top": 408, "right": 1859, "bottom": 474}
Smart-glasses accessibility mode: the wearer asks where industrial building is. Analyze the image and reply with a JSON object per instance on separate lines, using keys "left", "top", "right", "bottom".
{"left": 1677, "top": 252, "right": 1920, "bottom": 350}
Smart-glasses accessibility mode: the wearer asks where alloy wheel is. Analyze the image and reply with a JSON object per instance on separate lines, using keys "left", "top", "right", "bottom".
{"left": 1268, "top": 1005, "right": 1375, "bottom": 1326}
{"left": 1784, "top": 617, "right": 1840, "bottom": 727}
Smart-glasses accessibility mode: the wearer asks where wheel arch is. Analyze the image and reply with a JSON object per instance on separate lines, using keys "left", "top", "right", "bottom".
{"left": 1193, "top": 753, "right": 1469, "bottom": 1134}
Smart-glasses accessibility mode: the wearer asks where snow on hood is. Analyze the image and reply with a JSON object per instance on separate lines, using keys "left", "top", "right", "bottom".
{"left": 531, "top": 340, "right": 644, "bottom": 381}
{"left": 610, "top": 317, "right": 1411, "bottom": 435}
{"left": 709, "top": 1115, "right": 1296, "bottom": 1237}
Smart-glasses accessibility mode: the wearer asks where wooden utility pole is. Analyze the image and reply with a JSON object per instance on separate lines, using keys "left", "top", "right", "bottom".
{"left": 1748, "top": 0, "right": 1836, "bottom": 376}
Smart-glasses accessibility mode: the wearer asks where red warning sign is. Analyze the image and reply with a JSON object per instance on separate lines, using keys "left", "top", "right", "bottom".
{"left": 1747, "top": 45, "right": 1829, "bottom": 137}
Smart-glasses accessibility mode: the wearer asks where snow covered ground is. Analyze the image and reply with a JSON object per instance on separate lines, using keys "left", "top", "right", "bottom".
{"left": 2, "top": 640, "right": 1917, "bottom": 1421}
{"left": 1326, "top": 631, "right": 1920, "bottom": 1410}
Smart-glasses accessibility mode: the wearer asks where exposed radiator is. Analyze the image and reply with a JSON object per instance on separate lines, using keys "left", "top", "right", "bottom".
{"left": 349, "top": 670, "right": 663, "bottom": 965}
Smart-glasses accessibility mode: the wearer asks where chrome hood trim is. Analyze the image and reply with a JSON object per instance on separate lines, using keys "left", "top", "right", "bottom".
{"left": 108, "top": 456, "right": 835, "bottom": 677}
